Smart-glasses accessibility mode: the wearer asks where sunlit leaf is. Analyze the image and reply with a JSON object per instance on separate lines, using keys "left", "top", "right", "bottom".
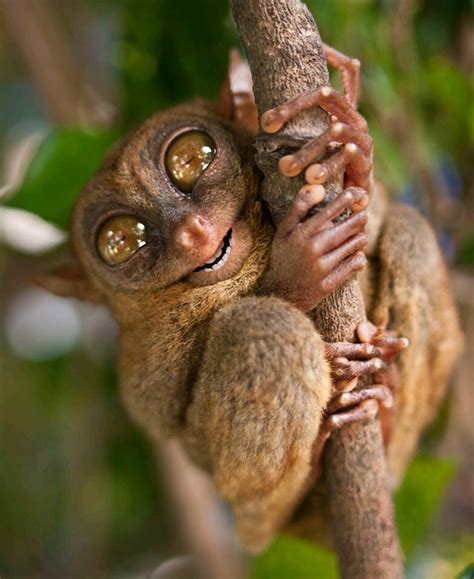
{"left": 395, "top": 455, "right": 457, "bottom": 557}
{"left": 456, "top": 561, "right": 474, "bottom": 579}
{"left": 4, "top": 128, "right": 118, "bottom": 230}
{"left": 457, "top": 232, "right": 474, "bottom": 265}
{"left": 120, "top": 0, "right": 238, "bottom": 125}
{"left": 251, "top": 535, "right": 338, "bottom": 579}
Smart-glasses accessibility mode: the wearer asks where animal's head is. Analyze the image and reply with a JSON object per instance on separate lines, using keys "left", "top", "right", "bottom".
{"left": 39, "top": 51, "right": 264, "bottom": 320}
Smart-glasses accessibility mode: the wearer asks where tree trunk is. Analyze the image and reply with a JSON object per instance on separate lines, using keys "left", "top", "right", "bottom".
{"left": 230, "top": 1, "right": 403, "bottom": 577}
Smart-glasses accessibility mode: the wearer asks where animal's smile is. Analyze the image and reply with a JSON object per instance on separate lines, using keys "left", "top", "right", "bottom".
{"left": 194, "top": 229, "right": 233, "bottom": 272}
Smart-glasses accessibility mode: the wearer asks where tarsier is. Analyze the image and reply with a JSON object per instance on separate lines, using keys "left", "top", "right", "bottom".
{"left": 42, "top": 44, "right": 462, "bottom": 552}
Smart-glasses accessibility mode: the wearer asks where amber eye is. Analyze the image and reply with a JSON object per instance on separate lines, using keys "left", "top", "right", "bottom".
{"left": 165, "top": 130, "right": 216, "bottom": 192}
{"left": 96, "top": 215, "right": 148, "bottom": 265}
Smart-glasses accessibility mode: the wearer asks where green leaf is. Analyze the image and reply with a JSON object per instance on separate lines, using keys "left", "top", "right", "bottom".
{"left": 250, "top": 455, "right": 455, "bottom": 578}
{"left": 120, "top": 0, "right": 238, "bottom": 125}
{"left": 4, "top": 128, "right": 118, "bottom": 230}
{"left": 457, "top": 562, "right": 474, "bottom": 579}
{"left": 395, "top": 455, "right": 457, "bottom": 558}
{"left": 458, "top": 232, "right": 474, "bottom": 265}
{"left": 250, "top": 535, "right": 338, "bottom": 579}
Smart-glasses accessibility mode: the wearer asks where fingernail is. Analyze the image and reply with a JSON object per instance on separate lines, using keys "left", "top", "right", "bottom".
{"left": 320, "top": 86, "right": 332, "bottom": 97}
{"left": 306, "top": 164, "right": 328, "bottom": 183}
{"left": 279, "top": 155, "right": 300, "bottom": 176}
{"left": 261, "top": 111, "right": 282, "bottom": 133}
{"left": 357, "top": 321, "right": 376, "bottom": 342}
{"left": 356, "top": 251, "right": 367, "bottom": 265}
{"left": 342, "top": 378, "right": 358, "bottom": 392}
{"left": 383, "top": 395, "right": 394, "bottom": 409}
{"left": 365, "top": 344, "right": 377, "bottom": 355}
{"left": 298, "top": 183, "right": 325, "bottom": 203}
{"left": 340, "top": 393, "right": 351, "bottom": 405}
{"left": 345, "top": 143, "right": 358, "bottom": 155}
{"left": 344, "top": 190, "right": 355, "bottom": 202}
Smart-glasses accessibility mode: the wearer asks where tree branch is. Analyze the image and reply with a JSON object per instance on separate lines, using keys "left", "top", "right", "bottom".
{"left": 230, "top": 1, "right": 403, "bottom": 577}
{"left": 156, "top": 441, "right": 246, "bottom": 579}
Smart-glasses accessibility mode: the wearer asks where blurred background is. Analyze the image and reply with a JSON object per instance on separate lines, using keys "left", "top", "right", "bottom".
{"left": 0, "top": 0, "right": 473, "bottom": 578}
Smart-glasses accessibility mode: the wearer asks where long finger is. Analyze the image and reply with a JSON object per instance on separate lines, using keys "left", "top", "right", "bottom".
{"left": 261, "top": 86, "right": 368, "bottom": 134}
{"left": 325, "top": 342, "right": 381, "bottom": 360}
{"left": 317, "top": 233, "right": 368, "bottom": 276}
{"left": 332, "top": 358, "right": 387, "bottom": 380}
{"left": 304, "top": 211, "right": 367, "bottom": 253}
{"left": 324, "top": 399, "right": 379, "bottom": 432}
{"left": 372, "top": 335, "right": 410, "bottom": 351}
{"left": 302, "top": 188, "right": 365, "bottom": 234}
{"left": 327, "top": 385, "right": 393, "bottom": 414}
{"left": 319, "top": 252, "right": 367, "bottom": 294}
{"left": 305, "top": 144, "right": 356, "bottom": 184}
{"left": 277, "top": 184, "right": 326, "bottom": 237}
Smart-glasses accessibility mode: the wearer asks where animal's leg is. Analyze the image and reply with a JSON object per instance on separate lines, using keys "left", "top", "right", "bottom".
{"left": 184, "top": 296, "right": 332, "bottom": 552}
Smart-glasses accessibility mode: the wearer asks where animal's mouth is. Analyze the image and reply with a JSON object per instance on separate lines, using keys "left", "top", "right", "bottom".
{"left": 194, "top": 228, "right": 233, "bottom": 273}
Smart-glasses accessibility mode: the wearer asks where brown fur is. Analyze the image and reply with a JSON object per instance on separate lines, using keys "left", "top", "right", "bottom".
{"left": 40, "top": 61, "right": 463, "bottom": 552}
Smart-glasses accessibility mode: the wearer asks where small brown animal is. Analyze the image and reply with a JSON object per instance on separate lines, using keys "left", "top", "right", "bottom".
{"left": 41, "top": 46, "right": 463, "bottom": 552}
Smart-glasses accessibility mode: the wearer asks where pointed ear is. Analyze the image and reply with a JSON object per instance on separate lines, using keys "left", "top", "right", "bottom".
{"left": 219, "top": 48, "right": 259, "bottom": 135}
{"left": 33, "top": 261, "right": 103, "bottom": 303}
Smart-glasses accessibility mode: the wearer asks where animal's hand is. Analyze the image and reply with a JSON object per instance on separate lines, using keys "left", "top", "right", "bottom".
{"left": 308, "top": 321, "right": 409, "bottom": 482}
{"left": 326, "top": 321, "right": 409, "bottom": 386}
{"left": 356, "top": 318, "right": 409, "bottom": 396}
{"left": 261, "top": 44, "right": 373, "bottom": 203}
{"left": 260, "top": 185, "right": 368, "bottom": 312}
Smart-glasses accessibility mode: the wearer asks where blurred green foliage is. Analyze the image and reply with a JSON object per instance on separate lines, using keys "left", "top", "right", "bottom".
{"left": 251, "top": 455, "right": 457, "bottom": 578}
{"left": 4, "top": 129, "right": 117, "bottom": 229}
{"left": 120, "top": 0, "right": 237, "bottom": 125}
{"left": 0, "top": 348, "right": 169, "bottom": 578}
{"left": 1, "top": 1, "right": 473, "bottom": 578}
{"left": 457, "top": 562, "right": 474, "bottom": 579}
{"left": 394, "top": 455, "right": 457, "bottom": 557}
{"left": 251, "top": 535, "right": 339, "bottom": 579}
{"left": 6, "top": 0, "right": 473, "bottom": 259}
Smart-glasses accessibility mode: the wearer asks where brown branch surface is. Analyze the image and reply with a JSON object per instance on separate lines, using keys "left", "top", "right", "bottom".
{"left": 230, "top": 1, "right": 403, "bottom": 577}
{"left": 157, "top": 441, "right": 246, "bottom": 579}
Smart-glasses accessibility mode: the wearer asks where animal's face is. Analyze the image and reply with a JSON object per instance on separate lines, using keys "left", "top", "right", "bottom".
{"left": 71, "top": 102, "right": 260, "bottom": 304}
{"left": 38, "top": 51, "right": 261, "bottom": 311}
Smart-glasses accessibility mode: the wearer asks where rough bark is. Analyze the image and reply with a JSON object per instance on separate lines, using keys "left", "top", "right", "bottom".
{"left": 230, "top": 1, "right": 403, "bottom": 577}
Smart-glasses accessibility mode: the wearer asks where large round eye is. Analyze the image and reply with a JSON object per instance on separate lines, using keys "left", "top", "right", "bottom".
{"left": 165, "top": 130, "right": 216, "bottom": 192}
{"left": 97, "top": 215, "right": 148, "bottom": 265}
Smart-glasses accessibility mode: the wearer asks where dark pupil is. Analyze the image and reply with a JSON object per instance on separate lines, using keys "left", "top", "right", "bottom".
{"left": 165, "top": 130, "right": 216, "bottom": 192}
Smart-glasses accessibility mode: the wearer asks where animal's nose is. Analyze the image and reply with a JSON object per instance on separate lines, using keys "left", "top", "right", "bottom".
{"left": 174, "top": 214, "right": 215, "bottom": 253}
